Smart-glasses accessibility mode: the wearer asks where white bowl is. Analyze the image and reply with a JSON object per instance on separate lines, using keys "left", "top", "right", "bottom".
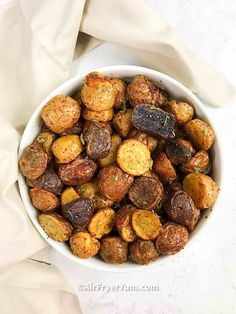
{"left": 18, "top": 65, "right": 222, "bottom": 272}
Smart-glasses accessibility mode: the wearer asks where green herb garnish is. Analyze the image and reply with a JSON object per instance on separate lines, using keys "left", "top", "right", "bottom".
{"left": 202, "top": 129, "right": 209, "bottom": 136}
{"left": 80, "top": 133, "right": 85, "bottom": 145}
{"left": 112, "top": 174, "right": 118, "bottom": 181}
{"left": 149, "top": 159, "right": 154, "bottom": 170}
{"left": 193, "top": 166, "right": 201, "bottom": 173}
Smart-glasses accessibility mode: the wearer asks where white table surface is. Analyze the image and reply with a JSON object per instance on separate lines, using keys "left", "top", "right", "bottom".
{"left": 52, "top": 1, "right": 236, "bottom": 313}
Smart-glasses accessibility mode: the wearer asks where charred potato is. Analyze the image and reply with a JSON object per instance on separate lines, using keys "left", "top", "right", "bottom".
{"left": 185, "top": 119, "right": 215, "bottom": 150}
{"left": 98, "top": 165, "right": 134, "bottom": 202}
{"left": 183, "top": 173, "right": 218, "bottom": 208}
{"left": 154, "top": 152, "right": 177, "bottom": 183}
{"left": 165, "top": 139, "right": 193, "bottom": 165}
{"left": 129, "top": 240, "right": 159, "bottom": 265}
{"left": 52, "top": 135, "right": 83, "bottom": 163}
{"left": 88, "top": 208, "right": 115, "bottom": 239}
{"left": 30, "top": 188, "right": 59, "bottom": 211}
{"left": 128, "top": 129, "right": 158, "bottom": 152}
{"left": 117, "top": 139, "right": 151, "bottom": 176}
{"left": 38, "top": 212, "right": 73, "bottom": 241}
{"left": 132, "top": 210, "right": 162, "bottom": 240}
{"left": 156, "top": 222, "right": 189, "bottom": 255}
{"left": 19, "top": 143, "right": 48, "bottom": 180}
{"left": 111, "top": 78, "right": 127, "bottom": 110}
{"left": 112, "top": 109, "right": 133, "bottom": 138}
{"left": 115, "top": 205, "right": 137, "bottom": 242}
{"left": 99, "top": 237, "right": 128, "bottom": 264}
{"left": 98, "top": 134, "right": 122, "bottom": 168}
{"left": 167, "top": 100, "right": 194, "bottom": 125}
{"left": 180, "top": 150, "right": 209, "bottom": 174}
{"left": 81, "top": 72, "right": 116, "bottom": 111}
{"left": 127, "top": 75, "right": 168, "bottom": 107}
{"left": 41, "top": 95, "right": 81, "bottom": 133}
{"left": 82, "top": 108, "right": 114, "bottom": 122}
{"left": 70, "top": 231, "right": 100, "bottom": 258}
{"left": 35, "top": 132, "right": 55, "bottom": 158}
{"left": 60, "top": 187, "right": 80, "bottom": 206}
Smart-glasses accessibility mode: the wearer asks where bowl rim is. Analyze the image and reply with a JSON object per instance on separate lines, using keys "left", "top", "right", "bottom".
{"left": 18, "top": 65, "right": 223, "bottom": 272}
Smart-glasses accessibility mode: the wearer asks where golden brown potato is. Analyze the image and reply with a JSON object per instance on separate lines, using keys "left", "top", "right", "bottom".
{"left": 127, "top": 75, "right": 168, "bottom": 108}
{"left": 95, "top": 194, "right": 114, "bottom": 209}
{"left": 98, "top": 134, "right": 122, "bottom": 168}
{"left": 115, "top": 205, "right": 137, "bottom": 242}
{"left": 112, "top": 109, "right": 133, "bottom": 138}
{"left": 180, "top": 150, "right": 209, "bottom": 173}
{"left": 88, "top": 208, "right": 115, "bottom": 239}
{"left": 111, "top": 78, "right": 127, "bottom": 110}
{"left": 41, "top": 95, "right": 81, "bottom": 133}
{"left": 132, "top": 210, "right": 162, "bottom": 240}
{"left": 30, "top": 188, "right": 59, "bottom": 211}
{"left": 38, "top": 212, "right": 73, "bottom": 242}
{"left": 99, "top": 237, "right": 128, "bottom": 264}
{"left": 185, "top": 119, "right": 215, "bottom": 150}
{"left": 19, "top": 143, "right": 48, "bottom": 180}
{"left": 129, "top": 240, "right": 159, "bottom": 265}
{"left": 167, "top": 100, "right": 194, "bottom": 124}
{"left": 82, "top": 108, "right": 114, "bottom": 122}
{"left": 52, "top": 135, "right": 83, "bottom": 163}
{"left": 35, "top": 132, "right": 56, "bottom": 158}
{"left": 156, "top": 222, "right": 189, "bottom": 255}
{"left": 128, "top": 129, "right": 158, "bottom": 152}
{"left": 183, "top": 173, "right": 218, "bottom": 208}
{"left": 117, "top": 139, "right": 151, "bottom": 176}
{"left": 153, "top": 152, "right": 177, "bottom": 183}
{"left": 98, "top": 165, "right": 134, "bottom": 202}
{"left": 81, "top": 72, "right": 116, "bottom": 111}
{"left": 70, "top": 231, "right": 100, "bottom": 258}
{"left": 60, "top": 187, "right": 80, "bottom": 206}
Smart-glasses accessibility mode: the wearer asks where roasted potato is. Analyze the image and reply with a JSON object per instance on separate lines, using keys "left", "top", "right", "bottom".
{"left": 82, "top": 108, "right": 114, "bottom": 122}
{"left": 112, "top": 109, "right": 133, "bottom": 138}
{"left": 98, "top": 134, "right": 122, "bottom": 168}
{"left": 128, "top": 129, "right": 158, "bottom": 152}
{"left": 111, "top": 78, "right": 127, "bottom": 110}
{"left": 41, "top": 95, "right": 81, "bottom": 134}
{"left": 117, "top": 139, "right": 151, "bottom": 176}
{"left": 19, "top": 143, "right": 48, "bottom": 180}
{"left": 99, "top": 237, "right": 128, "bottom": 264}
{"left": 83, "top": 120, "right": 113, "bottom": 135}
{"left": 84, "top": 121, "right": 111, "bottom": 159}
{"left": 128, "top": 176, "right": 163, "bottom": 210}
{"left": 115, "top": 205, "right": 137, "bottom": 242}
{"left": 132, "top": 210, "right": 162, "bottom": 240}
{"left": 154, "top": 152, "right": 177, "bottom": 183}
{"left": 62, "top": 198, "right": 94, "bottom": 229}
{"left": 95, "top": 194, "right": 114, "bottom": 209}
{"left": 164, "top": 190, "right": 200, "bottom": 231}
{"left": 52, "top": 135, "right": 83, "bottom": 163}
{"left": 60, "top": 187, "right": 80, "bottom": 206}
{"left": 129, "top": 240, "right": 159, "bottom": 265}
{"left": 26, "top": 168, "right": 63, "bottom": 195}
{"left": 167, "top": 100, "right": 194, "bottom": 125}
{"left": 58, "top": 156, "right": 97, "bottom": 186}
{"left": 60, "top": 121, "right": 83, "bottom": 136}
{"left": 132, "top": 104, "right": 176, "bottom": 140}
{"left": 156, "top": 222, "right": 189, "bottom": 255}
{"left": 185, "top": 119, "right": 215, "bottom": 150}
{"left": 70, "top": 231, "right": 100, "bottom": 258}
{"left": 88, "top": 208, "right": 115, "bottom": 239}
{"left": 81, "top": 72, "right": 116, "bottom": 111}
{"left": 35, "top": 132, "right": 56, "bottom": 158}
{"left": 127, "top": 75, "right": 168, "bottom": 108}
{"left": 180, "top": 150, "right": 209, "bottom": 174}
{"left": 38, "top": 212, "right": 73, "bottom": 242}
{"left": 175, "top": 138, "right": 195, "bottom": 155}
{"left": 165, "top": 139, "right": 193, "bottom": 165}
{"left": 183, "top": 173, "right": 218, "bottom": 208}
{"left": 98, "top": 165, "right": 134, "bottom": 202}
{"left": 30, "top": 188, "right": 59, "bottom": 211}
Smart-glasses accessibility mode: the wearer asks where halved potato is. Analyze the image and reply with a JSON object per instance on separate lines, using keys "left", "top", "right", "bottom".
{"left": 30, "top": 188, "right": 59, "bottom": 212}
{"left": 167, "top": 100, "right": 194, "bottom": 125}
{"left": 111, "top": 78, "right": 127, "bottom": 110}
{"left": 52, "top": 135, "right": 83, "bottom": 163}
{"left": 115, "top": 205, "right": 137, "bottom": 242}
{"left": 153, "top": 152, "right": 177, "bottom": 183}
{"left": 38, "top": 212, "right": 73, "bottom": 242}
{"left": 112, "top": 109, "right": 133, "bottom": 138}
{"left": 98, "top": 134, "right": 122, "bottom": 168}
{"left": 35, "top": 132, "right": 56, "bottom": 158}
{"left": 83, "top": 108, "right": 114, "bottom": 122}
{"left": 70, "top": 231, "right": 100, "bottom": 258}
{"left": 61, "top": 187, "right": 80, "bottom": 206}
{"left": 132, "top": 210, "right": 162, "bottom": 240}
{"left": 88, "top": 208, "right": 115, "bottom": 239}
{"left": 117, "top": 139, "right": 151, "bottom": 176}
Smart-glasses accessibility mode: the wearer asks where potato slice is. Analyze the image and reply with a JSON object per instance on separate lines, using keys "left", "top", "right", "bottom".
{"left": 115, "top": 205, "right": 137, "bottom": 242}
{"left": 167, "top": 100, "right": 194, "bottom": 125}
{"left": 30, "top": 188, "right": 59, "bottom": 212}
{"left": 83, "top": 108, "right": 114, "bottom": 122}
{"left": 70, "top": 231, "right": 100, "bottom": 258}
{"left": 38, "top": 213, "right": 73, "bottom": 242}
{"left": 185, "top": 119, "right": 215, "bottom": 150}
{"left": 117, "top": 139, "right": 151, "bottom": 176}
{"left": 88, "top": 208, "right": 115, "bottom": 239}
{"left": 154, "top": 152, "right": 177, "bottom": 183}
{"left": 132, "top": 210, "right": 162, "bottom": 240}
{"left": 52, "top": 135, "right": 83, "bottom": 163}
{"left": 183, "top": 173, "right": 218, "bottom": 208}
{"left": 98, "top": 134, "right": 122, "bottom": 168}
{"left": 112, "top": 109, "right": 133, "bottom": 138}
{"left": 61, "top": 187, "right": 80, "bottom": 206}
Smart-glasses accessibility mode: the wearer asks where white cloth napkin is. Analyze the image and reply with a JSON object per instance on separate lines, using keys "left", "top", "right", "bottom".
{"left": 0, "top": 0, "right": 235, "bottom": 313}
